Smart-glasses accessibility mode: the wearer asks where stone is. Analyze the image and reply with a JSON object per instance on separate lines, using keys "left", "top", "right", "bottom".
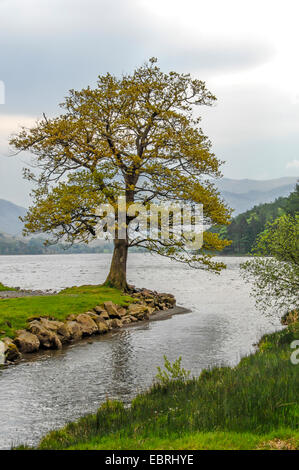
{"left": 128, "top": 304, "right": 147, "bottom": 316}
{"left": 93, "top": 305, "right": 106, "bottom": 314}
{"left": 129, "top": 315, "right": 138, "bottom": 322}
{"left": 94, "top": 319, "right": 109, "bottom": 334}
{"left": 56, "top": 323, "right": 73, "bottom": 343}
{"left": 66, "top": 321, "right": 83, "bottom": 341}
{"left": 76, "top": 314, "right": 98, "bottom": 336}
{"left": 2, "top": 337, "right": 22, "bottom": 361}
{"left": 85, "top": 311, "right": 100, "bottom": 321}
{"left": 104, "top": 301, "right": 121, "bottom": 318}
{"left": 39, "top": 318, "right": 64, "bottom": 331}
{"left": 121, "top": 316, "right": 132, "bottom": 324}
{"left": 28, "top": 320, "right": 62, "bottom": 349}
{"left": 14, "top": 330, "right": 40, "bottom": 353}
{"left": 116, "top": 307, "right": 127, "bottom": 317}
{"left": 147, "top": 306, "right": 156, "bottom": 315}
{"left": 98, "top": 311, "right": 109, "bottom": 321}
{"left": 110, "top": 318, "right": 123, "bottom": 329}
{"left": 105, "top": 319, "right": 114, "bottom": 330}
{"left": 67, "top": 314, "right": 77, "bottom": 321}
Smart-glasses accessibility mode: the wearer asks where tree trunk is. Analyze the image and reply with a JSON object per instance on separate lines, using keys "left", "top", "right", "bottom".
{"left": 105, "top": 238, "right": 129, "bottom": 291}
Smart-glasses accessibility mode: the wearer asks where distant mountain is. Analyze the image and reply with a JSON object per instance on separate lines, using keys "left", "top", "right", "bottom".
{"left": 216, "top": 177, "right": 298, "bottom": 214}
{"left": 0, "top": 199, "right": 27, "bottom": 235}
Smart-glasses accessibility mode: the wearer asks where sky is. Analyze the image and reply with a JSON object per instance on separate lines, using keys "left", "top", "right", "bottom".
{"left": 0, "top": 0, "right": 298, "bottom": 206}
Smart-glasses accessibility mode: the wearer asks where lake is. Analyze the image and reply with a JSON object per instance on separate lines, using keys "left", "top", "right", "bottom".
{"left": 0, "top": 253, "right": 281, "bottom": 449}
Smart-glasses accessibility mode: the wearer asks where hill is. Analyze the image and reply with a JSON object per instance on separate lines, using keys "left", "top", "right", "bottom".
{"left": 216, "top": 184, "right": 299, "bottom": 255}
{"left": 0, "top": 199, "right": 27, "bottom": 235}
{"left": 216, "top": 177, "right": 298, "bottom": 215}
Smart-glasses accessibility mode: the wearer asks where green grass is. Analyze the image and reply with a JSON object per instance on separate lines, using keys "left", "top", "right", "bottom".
{"left": 0, "top": 285, "right": 133, "bottom": 339}
{"left": 26, "top": 321, "right": 298, "bottom": 450}
{"left": 0, "top": 282, "right": 17, "bottom": 292}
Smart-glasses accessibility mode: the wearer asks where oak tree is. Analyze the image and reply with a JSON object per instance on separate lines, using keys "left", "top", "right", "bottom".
{"left": 10, "top": 58, "right": 231, "bottom": 291}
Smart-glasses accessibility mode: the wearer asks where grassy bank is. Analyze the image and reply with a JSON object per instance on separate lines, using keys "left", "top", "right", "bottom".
{"left": 0, "top": 282, "right": 17, "bottom": 292}
{"left": 23, "top": 320, "right": 298, "bottom": 450}
{"left": 0, "top": 285, "right": 132, "bottom": 339}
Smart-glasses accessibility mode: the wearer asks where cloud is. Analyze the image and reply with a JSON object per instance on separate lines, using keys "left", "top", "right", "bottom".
{"left": 0, "top": 0, "right": 275, "bottom": 116}
{"left": 286, "top": 159, "right": 299, "bottom": 169}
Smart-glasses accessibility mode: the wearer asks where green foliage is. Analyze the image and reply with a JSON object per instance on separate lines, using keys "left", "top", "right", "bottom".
{"left": 155, "top": 355, "right": 191, "bottom": 385}
{"left": 216, "top": 184, "right": 299, "bottom": 255}
{"left": 241, "top": 214, "right": 299, "bottom": 317}
{"left": 0, "top": 285, "right": 132, "bottom": 339}
{"left": 10, "top": 59, "right": 231, "bottom": 282}
{"left": 0, "top": 282, "right": 16, "bottom": 292}
{"left": 27, "top": 322, "right": 299, "bottom": 450}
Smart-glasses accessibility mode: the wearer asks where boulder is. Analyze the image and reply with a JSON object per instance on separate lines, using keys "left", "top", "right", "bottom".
{"left": 76, "top": 314, "right": 98, "bottom": 336}
{"left": 129, "top": 315, "right": 138, "bottom": 322}
{"left": 93, "top": 305, "right": 106, "bottom": 314}
{"left": 121, "top": 316, "right": 132, "bottom": 325}
{"left": 85, "top": 311, "right": 100, "bottom": 321}
{"left": 98, "top": 311, "right": 110, "bottom": 321}
{"left": 110, "top": 318, "right": 123, "bottom": 329}
{"left": 159, "top": 294, "right": 176, "bottom": 306}
{"left": 104, "top": 301, "right": 121, "bottom": 319}
{"left": 147, "top": 306, "right": 156, "bottom": 315}
{"left": 128, "top": 304, "right": 147, "bottom": 316}
{"left": 56, "top": 323, "right": 73, "bottom": 344}
{"left": 28, "top": 320, "right": 62, "bottom": 349}
{"left": 66, "top": 321, "right": 83, "bottom": 341}
{"left": 14, "top": 330, "right": 40, "bottom": 353}
{"left": 2, "top": 337, "right": 22, "bottom": 361}
{"left": 94, "top": 319, "right": 109, "bottom": 334}
{"left": 39, "top": 318, "right": 64, "bottom": 331}
{"left": 116, "top": 307, "right": 127, "bottom": 317}
{"left": 67, "top": 314, "right": 77, "bottom": 321}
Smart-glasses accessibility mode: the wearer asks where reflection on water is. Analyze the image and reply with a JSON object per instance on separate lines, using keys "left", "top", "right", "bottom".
{"left": 0, "top": 254, "right": 281, "bottom": 449}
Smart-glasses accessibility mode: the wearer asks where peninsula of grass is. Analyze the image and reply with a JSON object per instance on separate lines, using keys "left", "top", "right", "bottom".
{"left": 0, "top": 282, "right": 17, "bottom": 292}
{"left": 0, "top": 285, "right": 133, "bottom": 339}
{"left": 23, "top": 320, "right": 298, "bottom": 450}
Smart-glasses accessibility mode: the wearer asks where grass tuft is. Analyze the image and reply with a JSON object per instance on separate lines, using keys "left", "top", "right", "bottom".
{"left": 23, "top": 321, "right": 299, "bottom": 450}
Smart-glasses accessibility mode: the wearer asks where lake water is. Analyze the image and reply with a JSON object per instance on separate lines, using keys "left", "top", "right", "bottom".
{"left": 0, "top": 253, "right": 282, "bottom": 449}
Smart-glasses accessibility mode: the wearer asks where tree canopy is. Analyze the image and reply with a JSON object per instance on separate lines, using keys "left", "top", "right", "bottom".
{"left": 241, "top": 213, "right": 299, "bottom": 318}
{"left": 216, "top": 184, "right": 299, "bottom": 255}
{"left": 10, "top": 58, "right": 231, "bottom": 290}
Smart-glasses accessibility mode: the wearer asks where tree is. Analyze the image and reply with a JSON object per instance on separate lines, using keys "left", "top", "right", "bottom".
{"left": 10, "top": 58, "right": 231, "bottom": 291}
{"left": 241, "top": 214, "right": 299, "bottom": 318}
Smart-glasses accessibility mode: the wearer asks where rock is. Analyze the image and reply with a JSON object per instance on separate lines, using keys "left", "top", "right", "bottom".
{"left": 76, "top": 314, "right": 98, "bottom": 336}
{"left": 116, "top": 307, "right": 127, "bottom": 317}
{"left": 121, "top": 316, "right": 132, "bottom": 325}
{"left": 98, "top": 311, "right": 110, "bottom": 321}
{"left": 140, "top": 289, "right": 155, "bottom": 297}
{"left": 128, "top": 304, "right": 147, "bottom": 316}
{"left": 67, "top": 314, "right": 77, "bottom": 321}
{"left": 94, "top": 319, "right": 109, "bottom": 334}
{"left": 147, "top": 306, "right": 156, "bottom": 315}
{"left": 66, "top": 321, "right": 83, "bottom": 341}
{"left": 56, "top": 323, "right": 73, "bottom": 344}
{"left": 93, "top": 305, "right": 106, "bottom": 314}
{"left": 104, "top": 301, "right": 121, "bottom": 319}
{"left": 28, "top": 320, "right": 62, "bottom": 349}
{"left": 85, "top": 311, "right": 100, "bottom": 321}
{"left": 160, "top": 294, "right": 176, "bottom": 306}
{"left": 110, "top": 318, "right": 123, "bottom": 329}
{"left": 39, "top": 318, "right": 64, "bottom": 331}
{"left": 105, "top": 319, "right": 114, "bottom": 330}
{"left": 2, "top": 337, "right": 22, "bottom": 361}
{"left": 129, "top": 315, "right": 138, "bottom": 322}
{"left": 14, "top": 330, "right": 40, "bottom": 353}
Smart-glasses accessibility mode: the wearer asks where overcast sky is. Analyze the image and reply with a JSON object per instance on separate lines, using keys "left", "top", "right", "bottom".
{"left": 0, "top": 0, "right": 299, "bottom": 206}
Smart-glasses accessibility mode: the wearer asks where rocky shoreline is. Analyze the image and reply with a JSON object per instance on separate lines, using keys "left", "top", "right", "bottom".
{"left": 1, "top": 288, "right": 177, "bottom": 364}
